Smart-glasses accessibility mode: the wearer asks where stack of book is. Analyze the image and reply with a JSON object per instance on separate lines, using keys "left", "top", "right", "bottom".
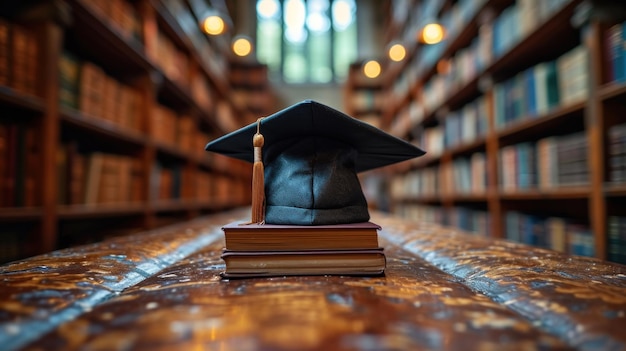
{"left": 220, "top": 221, "right": 386, "bottom": 278}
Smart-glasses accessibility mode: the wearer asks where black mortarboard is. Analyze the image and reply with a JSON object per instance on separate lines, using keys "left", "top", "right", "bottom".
{"left": 205, "top": 100, "right": 425, "bottom": 225}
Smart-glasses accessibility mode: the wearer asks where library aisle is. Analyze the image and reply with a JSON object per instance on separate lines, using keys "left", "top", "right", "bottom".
{"left": 1, "top": 0, "right": 626, "bottom": 350}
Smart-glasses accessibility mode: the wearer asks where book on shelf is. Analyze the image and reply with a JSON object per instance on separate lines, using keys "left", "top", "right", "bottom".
{"left": 0, "top": 19, "right": 9, "bottom": 87}
{"left": 494, "top": 44, "right": 589, "bottom": 130}
{"left": 446, "top": 207, "right": 491, "bottom": 237}
{"left": 605, "top": 21, "right": 626, "bottom": 84}
{"left": 78, "top": 152, "right": 139, "bottom": 205}
{"left": 11, "top": 23, "right": 38, "bottom": 97}
{"left": 504, "top": 211, "right": 594, "bottom": 256}
{"left": 1, "top": 123, "right": 39, "bottom": 207}
{"left": 499, "top": 132, "right": 588, "bottom": 191}
{"left": 79, "top": 61, "right": 106, "bottom": 118}
{"left": 608, "top": 216, "right": 626, "bottom": 264}
{"left": 556, "top": 45, "right": 589, "bottom": 105}
{"left": 222, "top": 221, "right": 381, "bottom": 251}
{"left": 59, "top": 51, "right": 80, "bottom": 109}
{"left": 220, "top": 248, "right": 386, "bottom": 278}
{"left": 609, "top": 123, "right": 626, "bottom": 184}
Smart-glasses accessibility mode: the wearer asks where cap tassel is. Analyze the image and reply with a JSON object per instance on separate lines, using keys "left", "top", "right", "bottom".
{"left": 251, "top": 117, "right": 265, "bottom": 224}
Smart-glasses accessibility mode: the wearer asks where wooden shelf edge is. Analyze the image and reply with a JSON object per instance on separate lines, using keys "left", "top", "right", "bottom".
{"left": 598, "top": 82, "right": 626, "bottom": 102}
{"left": 500, "top": 186, "right": 591, "bottom": 200}
{"left": 61, "top": 108, "right": 147, "bottom": 146}
{"left": 58, "top": 203, "right": 147, "bottom": 219}
{"left": 496, "top": 100, "right": 586, "bottom": 140}
{"left": 605, "top": 183, "right": 626, "bottom": 197}
{"left": 152, "top": 199, "right": 195, "bottom": 212}
{"left": 69, "top": 0, "right": 154, "bottom": 73}
{"left": 0, "top": 87, "right": 46, "bottom": 113}
{"left": 0, "top": 207, "right": 44, "bottom": 221}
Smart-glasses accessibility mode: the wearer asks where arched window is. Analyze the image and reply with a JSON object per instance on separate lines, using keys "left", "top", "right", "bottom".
{"left": 256, "top": 0, "right": 357, "bottom": 84}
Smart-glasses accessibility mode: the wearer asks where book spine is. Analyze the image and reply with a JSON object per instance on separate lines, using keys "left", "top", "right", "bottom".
{"left": 0, "top": 20, "right": 9, "bottom": 87}
{"left": 0, "top": 123, "right": 6, "bottom": 206}
{"left": 58, "top": 52, "right": 81, "bottom": 109}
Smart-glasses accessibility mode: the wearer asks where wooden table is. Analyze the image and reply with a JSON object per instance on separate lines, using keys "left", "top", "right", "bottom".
{"left": 1, "top": 208, "right": 625, "bottom": 350}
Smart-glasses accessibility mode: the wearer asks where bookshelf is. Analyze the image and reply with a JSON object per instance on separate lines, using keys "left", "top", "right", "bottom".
{"left": 376, "top": 0, "right": 626, "bottom": 263}
{"left": 343, "top": 61, "right": 389, "bottom": 211}
{"left": 0, "top": 0, "right": 256, "bottom": 263}
{"left": 229, "top": 60, "right": 279, "bottom": 123}
{"left": 344, "top": 61, "right": 385, "bottom": 129}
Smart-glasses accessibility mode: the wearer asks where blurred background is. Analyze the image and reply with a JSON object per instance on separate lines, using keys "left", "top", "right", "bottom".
{"left": 1, "top": 0, "right": 626, "bottom": 265}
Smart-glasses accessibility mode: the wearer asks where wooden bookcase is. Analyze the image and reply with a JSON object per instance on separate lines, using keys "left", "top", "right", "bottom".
{"left": 343, "top": 61, "right": 384, "bottom": 129}
{"left": 373, "top": 0, "right": 626, "bottom": 262}
{"left": 229, "top": 60, "right": 279, "bottom": 123}
{"left": 0, "top": 0, "right": 256, "bottom": 263}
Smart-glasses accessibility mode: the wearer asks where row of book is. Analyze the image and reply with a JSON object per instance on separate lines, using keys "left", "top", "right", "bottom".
{"left": 229, "top": 64, "right": 269, "bottom": 88}
{"left": 417, "top": 0, "right": 572, "bottom": 115}
{"left": 410, "top": 95, "right": 489, "bottom": 155}
{"left": 387, "top": 0, "right": 571, "bottom": 106}
{"left": 390, "top": 166, "right": 440, "bottom": 199}
{"left": 231, "top": 88, "right": 276, "bottom": 116}
{"left": 83, "top": 0, "right": 142, "bottom": 44}
{"left": 56, "top": 144, "right": 248, "bottom": 206}
{"left": 0, "top": 20, "right": 38, "bottom": 97}
{"left": 60, "top": 53, "right": 143, "bottom": 132}
{"left": 608, "top": 216, "right": 626, "bottom": 264}
{"left": 57, "top": 146, "right": 143, "bottom": 205}
{"left": 349, "top": 90, "right": 385, "bottom": 112}
{"left": 500, "top": 132, "right": 588, "bottom": 191}
{"left": 392, "top": 132, "right": 589, "bottom": 198}
{"left": 195, "top": 171, "right": 248, "bottom": 205}
{"left": 492, "top": 0, "right": 571, "bottom": 59}
{"left": 605, "top": 21, "right": 626, "bottom": 84}
{"left": 84, "top": 0, "right": 219, "bottom": 113}
{"left": 191, "top": 73, "right": 214, "bottom": 112}
{"left": 609, "top": 123, "right": 626, "bottom": 184}
{"left": 393, "top": 204, "right": 491, "bottom": 237}
{"left": 504, "top": 211, "right": 594, "bottom": 257}
{"left": 0, "top": 123, "right": 39, "bottom": 207}
{"left": 393, "top": 203, "right": 596, "bottom": 258}
{"left": 150, "top": 163, "right": 247, "bottom": 205}
{"left": 59, "top": 51, "right": 212, "bottom": 155}
{"left": 441, "top": 153, "right": 488, "bottom": 195}
{"left": 441, "top": 96, "right": 489, "bottom": 150}
{"left": 390, "top": 152, "right": 488, "bottom": 198}
{"left": 150, "top": 31, "right": 191, "bottom": 88}
{"left": 493, "top": 45, "right": 589, "bottom": 129}
{"left": 150, "top": 105, "right": 192, "bottom": 148}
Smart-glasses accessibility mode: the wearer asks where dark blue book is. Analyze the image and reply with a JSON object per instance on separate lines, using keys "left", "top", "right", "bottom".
{"left": 524, "top": 68, "right": 537, "bottom": 117}
{"left": 545, "top": 60, "right": 560, "bottom": 109}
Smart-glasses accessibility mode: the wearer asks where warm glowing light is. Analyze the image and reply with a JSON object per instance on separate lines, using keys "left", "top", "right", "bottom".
{"left": 388, "top": 43, "right": 406, "bottom": 62}
{"left": 203, "top": 15, "right": 226, "bottom": 35}
{"left": 363, "top": 60, "right": 381, "bottom": 78}
{"left": 232, "top": 37, "right": 253, "bottom": 57}
{"left": 420, "top": 23, "right": 445, "bottom": 44}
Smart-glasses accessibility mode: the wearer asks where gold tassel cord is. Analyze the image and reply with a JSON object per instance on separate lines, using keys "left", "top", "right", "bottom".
{"left": 251, "top": 117, "right": 265, "bottom": 224}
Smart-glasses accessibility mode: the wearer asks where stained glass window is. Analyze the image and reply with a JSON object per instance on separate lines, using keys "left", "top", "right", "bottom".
{"left": 256, "top": 0, "right": 357, "bottom": 83}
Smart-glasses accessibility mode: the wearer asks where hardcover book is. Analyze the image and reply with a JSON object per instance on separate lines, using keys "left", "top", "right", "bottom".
{"left": 222, "top": 221, "right": 380, "bottom": 251}
{"left": 220, "top": 248, "right": 386, "bottom": 278}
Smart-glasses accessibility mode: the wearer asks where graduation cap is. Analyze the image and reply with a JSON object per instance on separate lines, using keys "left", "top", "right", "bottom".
{"left": 205, "top": 100, "right": 425, "bottom": 226}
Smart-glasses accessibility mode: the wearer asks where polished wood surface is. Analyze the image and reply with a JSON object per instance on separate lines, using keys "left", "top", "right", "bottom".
{"left": 1, "top": 208, "right": 625, "bottom": 350}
